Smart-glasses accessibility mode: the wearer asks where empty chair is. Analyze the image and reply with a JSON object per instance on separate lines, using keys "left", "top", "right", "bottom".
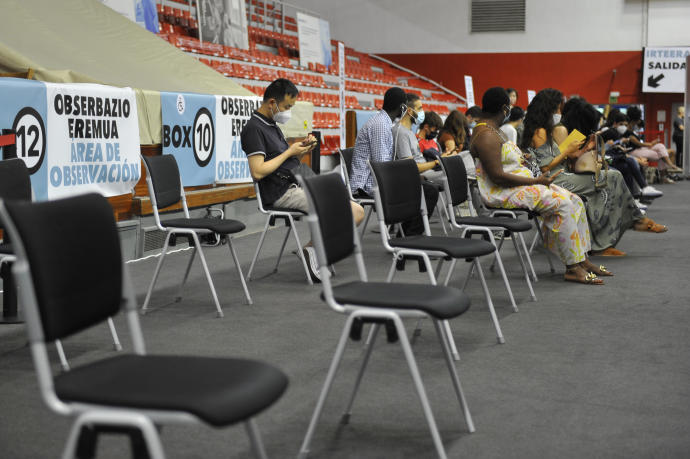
{"left": 438, "top": 155, "right": 536, "bottom": 304}
{"left": 0, "top": 193, "right": 288, "bottom": 459}
{"left": 0, "top": 158, "right": 121, "bottom": 368}
{"left": 295, "top": 173, "right": 474, "bottom": 459}
{"left": 246, "top": 183, "right": 314, "bottom": 285}
{"left": 141, "top": 155, "right": 252, "bottom": 317}
{"left": 368, "top": 159, "right": 506, "bottom": 354}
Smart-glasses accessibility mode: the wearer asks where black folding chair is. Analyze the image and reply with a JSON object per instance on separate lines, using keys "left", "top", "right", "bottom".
{"left": 0, "top": 193, "right": 288, "bottom": 459}
{"left": 295, "top": 173, "right": 474, "bottom": 459}
{"left": 368, "top": 160, "right": 506, "bottom": 354}
{"left": 0, "top": 158, "right": 121, "bottom": 369}
{"left": 338, "top": 147, "right": 375, "bottom": 237}
{"left": 141, "top": 155, "right": 252, "bottom": 317}
{"left": 438, "top": 155, "right": 536, "bottom": 304}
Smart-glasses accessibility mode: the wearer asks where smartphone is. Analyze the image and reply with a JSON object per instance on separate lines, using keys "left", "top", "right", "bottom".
{"left": 301, "top": 133, "right": 317, "bottom": 147}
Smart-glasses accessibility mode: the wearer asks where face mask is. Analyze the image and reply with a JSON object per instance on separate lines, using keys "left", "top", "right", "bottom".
{"left": 426, "top": 130, "right": 438, "bottom": 140}
{"left": 469, "top": 121, "right": 477, "bottom": 129}
{"left": 410, "top": 108, "right": 425, "bottom": 125}
{"left": 271, "top": 102, "right": 292, "bottom": 124}
{"left": 616, "top": 125, "right": 627, "bottom": 135}
{"left": 552, "top": 113, "right": 562, "bottom": 125}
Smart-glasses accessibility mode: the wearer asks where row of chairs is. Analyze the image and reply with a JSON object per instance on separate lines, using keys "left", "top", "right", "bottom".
{"left": 0, "top": 149, "right": 544, "bottom": 458}
{"left": 312, "top": 111, "right": 340, "bottom": 129}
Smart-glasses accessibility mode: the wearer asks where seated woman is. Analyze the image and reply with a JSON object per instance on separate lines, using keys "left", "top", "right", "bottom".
{"left": 520, "top": 89, "right": 666, "bottom": 258}
{"left": 625, "top": 106, "right": 682, "bottom": 178}
{"left": 471, "top": 87, "right": 607, "bottom": 285}
{"left": 438, "top": 109, "right": 469, "bottom": 153}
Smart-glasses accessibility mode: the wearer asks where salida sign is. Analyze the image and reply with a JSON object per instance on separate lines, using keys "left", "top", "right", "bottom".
{"left": 642, "top": 46, "right": 689, "bottom": 93}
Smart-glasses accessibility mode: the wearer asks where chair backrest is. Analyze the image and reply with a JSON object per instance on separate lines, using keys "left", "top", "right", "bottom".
{"left": 0, "top": 159, "right": 32, "bottom": 232}
{"left": 370, "top": 160, "right": 423, "bottom": 225}
{"left": 439, "top": 155, "right": 469, "bottom": 206}
{"left": 339, "top": 147, "right": 355, "bottom": 177}
{"left": 300, "top": 173, "right": 355, "bottom": 266}
{"left": 142, "top": 155, "right": 182, "bottom": 209}
{"left": 0, "top": 193, "right": 123, "bottom": 342}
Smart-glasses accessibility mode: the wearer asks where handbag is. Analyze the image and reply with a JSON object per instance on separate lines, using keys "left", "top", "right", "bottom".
{"left": 571, "top": 134, "right": 608, "bottom": 188}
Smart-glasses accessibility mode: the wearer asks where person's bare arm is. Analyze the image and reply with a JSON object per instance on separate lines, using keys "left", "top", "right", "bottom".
{"left": 247, "top": 140, "right": 312, "bottom": 181}
{"left": 416, "top": 159, "right": 438, "bottom": 173}
{"left": 552, "top": 125, "right": 568, "bottom": 145}
{"left": 472, "top": 128, "right": 560, "bottom": 188}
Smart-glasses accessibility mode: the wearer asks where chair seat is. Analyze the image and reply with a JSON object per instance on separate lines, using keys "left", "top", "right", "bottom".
{"left": 328, "top": 281, "right": 470, "bottom": 320}
{"left": 391, "top": 235, "right": 495, "bottom": 258}
{"left": 161, "top": 218, "right": 245, "bottom": 234}
{"left": 456, "top": 216, "right": 532, "bottom": 232}
{"left": 486, "top": 206, "right": 538, "bottom": 219}
{"left": 54, "top": 354, "right": 288, "bottom": 427}
{"left": 263, "top": 206, "right": 307, "bottom": 215}
{"left": 0, "top": 243, "right": 12, "bottom": 255}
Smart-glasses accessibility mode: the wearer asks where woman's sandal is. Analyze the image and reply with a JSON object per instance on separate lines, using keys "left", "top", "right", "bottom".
{"left": 634, "top": 217, "right": 668, "bottom": 233}
{"left": 591, "top": 247, "right": 626, "bottom": 257}
{"left": 581, "top": 260, "right": 614, "bottom": 276}
{"left": 564, "top": 268, "right": 604, "bottom": 285}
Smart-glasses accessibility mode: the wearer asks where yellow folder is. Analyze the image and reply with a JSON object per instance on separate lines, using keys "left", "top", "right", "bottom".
{"left": 558, "top": 129, "right": 586, "bottom": 152}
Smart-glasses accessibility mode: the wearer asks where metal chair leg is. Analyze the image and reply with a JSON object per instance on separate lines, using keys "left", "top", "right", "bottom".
{"left": 475, "top": 259, "right": 505, "bottom": 344}
{"left": 107, "top": 317, "right": 123, "bottom": 351}
{"left": 272, "top": 225, "right": 292, "bottom": 273}
{"left": 298, "top": 314, "right": 356, "bottom": 459}
{"left": 523, "top": 232, "right": 539, "bottom": 282}
{"left": 55, "top": 340, "right": 70, "bottom": 372}
{"left": 141, "top": 233, "right": 173, "bottom": 314}
{"left": 489, "top": 233, "right": 506, "bottom": 272}
{"left": 288, "top": 215, "right": 314, "bottom": 285}
{"left": 342, "top": 324, "right": 380, "bottom": 425}
{"left": 512, "top": 234, "right": 536, "bottom": 301}
{"left": 191, "top": 233, "right": 224, "bottom": 318}
{"left": 443, "top": 259, "right": 457, "bottom": 286}
{"left": 393, "top": 315, "right": 448, "bottom": 459}
{"left": 385, "top": 256, "right": 398, "bottom": 282}
{"left": 247, "top": 218, "right": 271, "bottom": 281}
{"left": 442, "top": 320, "right": 460, "bottom": 361}
{"left": 432, "top": 320, "right": 475, "bottom": 433}
{"left": 175, "top": 246, "right": 197, "bottom": 302}
{"left": 535, "top": 221, "right": 555, "bottom": 274}
{"left": 492, "top": 250, "right": 519, "bottom": 313}
{"left": 227, "top": 238, "right": 253, "bottom": 305}
{"left": 359, "top": 206, "right": 373, "bottom": 238}
{"left": 245, "top": 419, "right": 268, "bottom": 459}
{"left": 529, "top": 231, "right": 539, "bottom": 254}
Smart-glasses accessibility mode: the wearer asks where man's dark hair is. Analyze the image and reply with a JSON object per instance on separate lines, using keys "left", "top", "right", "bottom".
{"left": 406, "top": 92, "right": 421, "bottom": 106}
{"left": 562, "top": 97, "right": 601, "bottom": 135}
{"left": 465, "top": 105, "right": 482, "bottom": 118}
{"left": 263, "top": 78, "right": 299, "bottom": 103}
{"left": 607, "top": 108, "right": 628, "bottom": 126}
{"left": 421, "top": 111, "right": 443, "bottom": 130}
{"left": 508, "top": 106, "right": 525, "bottom": 122}
{"left": 382, "top": 87, "right": 407, "bottom": 112}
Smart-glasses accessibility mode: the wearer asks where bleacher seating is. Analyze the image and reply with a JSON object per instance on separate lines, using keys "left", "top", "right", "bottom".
{"left": 155, "top": 0, "right": 462, "bottom": 153}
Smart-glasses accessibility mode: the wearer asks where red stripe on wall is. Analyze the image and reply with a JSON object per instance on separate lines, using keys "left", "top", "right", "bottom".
{"left": 382, "top": 51, "right": 682, "bottom": 145}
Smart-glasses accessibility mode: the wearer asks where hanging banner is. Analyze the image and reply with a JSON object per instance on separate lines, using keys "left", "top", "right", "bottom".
{"left": 215, "top": 94, "right": 261, "bottom": 183}
{"left": 45, "top": 83, "right": 140, "bottom": 200}
{"left": 642, "top": 46, "right": 689, "bottom": 93}
{"left": 464, "top": 75, "right": 475, "bottom": 107}
{"left": 338, "top": 41, "right": 346, "bottom": 149}
{"left": 0, "top": 78, "right": 140, "bottom": 201}
{"left": 197, "top": 0, "right": 249, "bottom": 49}
{"left": 296, "top": 12, "right": 332, "bottom": 68}
{"left": 0, "top": 78, "right": 49, "bottom": 200}
{"left": 161, "top": 92, "right": 216, "bottom": 186}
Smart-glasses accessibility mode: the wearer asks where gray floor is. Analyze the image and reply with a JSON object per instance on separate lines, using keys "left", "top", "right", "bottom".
{"left": 1, "top": 181, "right": 689, "bottom": 459}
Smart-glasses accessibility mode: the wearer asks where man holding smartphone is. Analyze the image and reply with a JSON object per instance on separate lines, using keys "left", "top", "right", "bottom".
{"left": 242, "top": 78, "right": 364, "bottom": 281}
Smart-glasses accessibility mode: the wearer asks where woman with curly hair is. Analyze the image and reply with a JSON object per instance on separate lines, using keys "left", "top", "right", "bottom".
{"left": 471, "top": 87, "right": 606, "bottom": 285}
{"left": 521, "top": 89, "right": 666, "bottom": 258}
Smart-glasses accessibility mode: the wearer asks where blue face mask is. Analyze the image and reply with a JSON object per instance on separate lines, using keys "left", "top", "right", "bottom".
{"left": 409, "top": 107, "right": 425, "bottom": 125}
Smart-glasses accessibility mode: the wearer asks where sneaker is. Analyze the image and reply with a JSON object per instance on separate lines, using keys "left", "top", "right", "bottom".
{"left": 303, "top": 246, "right": 321, "bottom": 283}
{"left": 662, "top": 177, "right": 675, "bottom": 184}
{"left": 634, "top": 199, "right": 648, "bottom": 211}
{"left": 640, "top": 185, "right": 663, "bottom": 198}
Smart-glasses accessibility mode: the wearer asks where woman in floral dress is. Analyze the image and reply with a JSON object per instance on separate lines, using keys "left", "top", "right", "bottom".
{"left": 470, "top": 87, "right": 609, "bottom": 285}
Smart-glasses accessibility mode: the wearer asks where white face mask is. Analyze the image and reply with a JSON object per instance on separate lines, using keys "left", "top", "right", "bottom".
{"left": 271, "top": 102, "right": 292, "bottom": 124}
{"left": 552, "top": 113, "right": 562, "bottom": 125}
{"left": 616, "top": 125, "right": 628, "bottom": 135}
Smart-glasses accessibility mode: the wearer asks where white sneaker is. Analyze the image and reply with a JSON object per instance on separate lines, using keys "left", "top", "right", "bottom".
{"left": 634, "top": 199, "right": 648, "bottom": 211}
{"left": 641, "top": 185, "right": 663, "bottom": 197}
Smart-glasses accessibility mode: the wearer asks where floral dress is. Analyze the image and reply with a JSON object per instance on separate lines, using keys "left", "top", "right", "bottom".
{"left": 475, "top": 136, "right": 591, "bottom": 265}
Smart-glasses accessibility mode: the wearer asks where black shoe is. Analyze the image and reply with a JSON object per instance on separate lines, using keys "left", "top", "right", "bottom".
{"left": 303, "top": 247, "right": 322, "bottom": 283}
